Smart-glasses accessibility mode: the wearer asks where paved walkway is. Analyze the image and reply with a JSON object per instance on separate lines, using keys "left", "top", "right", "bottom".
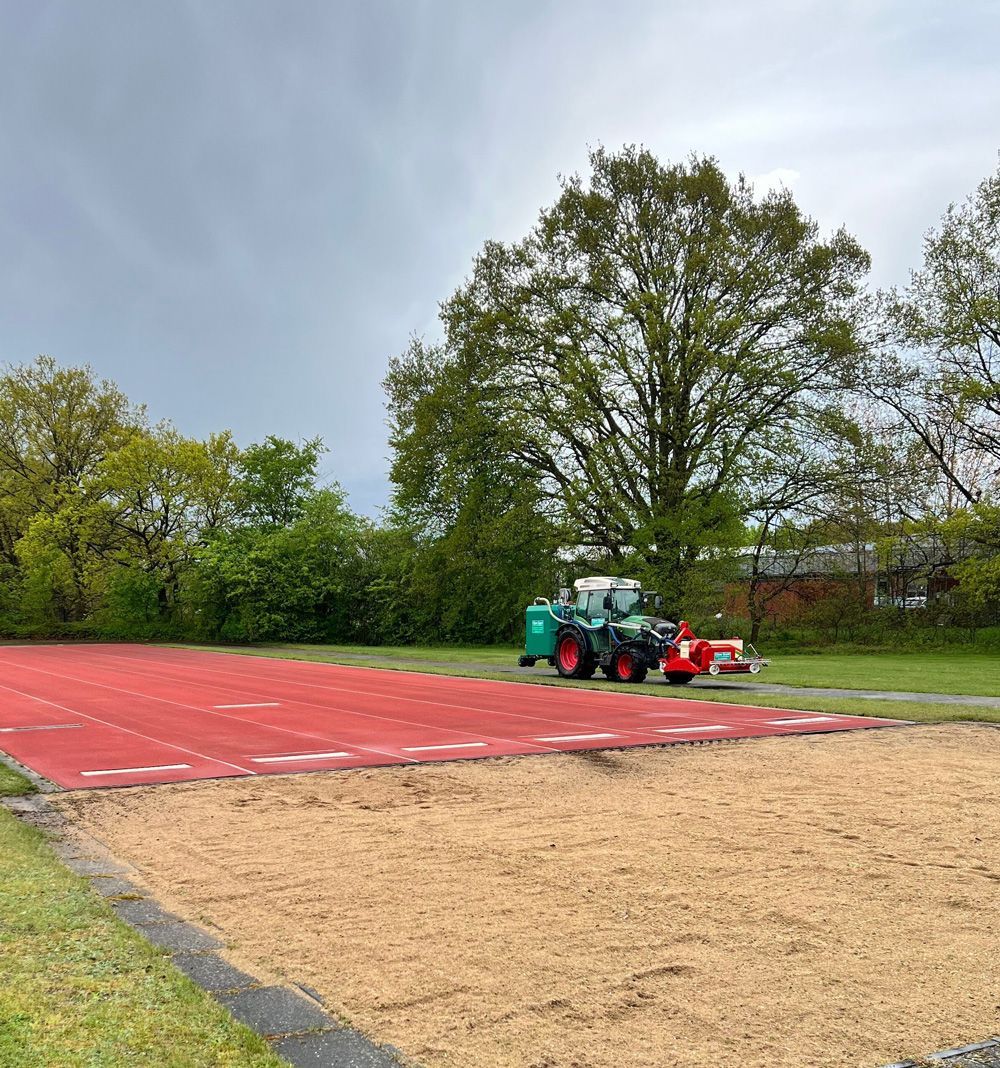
{"left": 281, "top": 650, "right": 1000, "bottom": 708}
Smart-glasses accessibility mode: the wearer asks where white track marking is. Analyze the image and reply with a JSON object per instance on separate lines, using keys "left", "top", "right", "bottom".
{"left": 213, "top": 702, "right": 280, "bottom": 709}
{"left": 0, "top": 723, "right": 82, "bottom": 732}
{"left": 250, "top": 751, "right": 354, "bottom": 763}
{"left": 83, "top": 645, "right": 887, "bottom": 724}
{"left": 93, "top": 651, "right": 669, "bottom": 746}
{"left": 76, "top": 653, "right": 569, "bottom": 754}
{"left": 56, "top": 650, "right": 904, "bottom": 768}
{"left": 401, "top": 741, "right": 489, "bottom": 752}
{"left": 0, "top": 680, "right": 257, "bottom": 778}
{"left": 81, "top": 763, "right": 191, "bottom": 777}
{"left": 0, "top": 658, "right": 413, "bottom": 768}
{"left": 766, "top": 716, "right": 837, "bottom": 725}
{"left": 534, "top": 732, "right": 619, "bottom": 742}
{"left": 92, "top": 651, "right": 671, "bottom": 727}
{"left": 651, "top": 725, "right": 729, "bottom": 734}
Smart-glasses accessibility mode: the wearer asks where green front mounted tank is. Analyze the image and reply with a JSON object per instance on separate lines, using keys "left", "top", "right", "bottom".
{"left": 524, "top": 602, "right": 560, "bottom": 658}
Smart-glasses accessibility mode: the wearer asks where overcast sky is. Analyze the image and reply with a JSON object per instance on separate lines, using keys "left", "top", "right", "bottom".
{"left": 1, "top": 1, "right": 997, "bottom": 514}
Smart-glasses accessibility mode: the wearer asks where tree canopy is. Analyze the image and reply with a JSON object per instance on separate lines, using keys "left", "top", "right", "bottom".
{"left": 2, "top": 150, "right": 999, "bottom": 647}
{"left": 389, "top": 148, "right": 871, "bottom": 598}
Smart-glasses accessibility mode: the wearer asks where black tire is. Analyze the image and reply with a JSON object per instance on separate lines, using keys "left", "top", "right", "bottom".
{"left": 610, "top": 645, "right": 648, "bottom": 683}
{"left": 664, "top": 672, "right": 693, "bottom": 685}
{"left": 554, "top": 629, "right": 594, "bottom": 680}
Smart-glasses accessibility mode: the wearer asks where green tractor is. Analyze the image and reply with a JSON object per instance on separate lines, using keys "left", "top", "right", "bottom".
{"left": 517, "top": 576, "right": 679, "bottom": 684}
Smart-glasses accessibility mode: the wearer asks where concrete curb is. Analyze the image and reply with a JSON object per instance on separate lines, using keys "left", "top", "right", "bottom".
{"left": 880, "top": 1038, "right": 1000, "bottom": 1067}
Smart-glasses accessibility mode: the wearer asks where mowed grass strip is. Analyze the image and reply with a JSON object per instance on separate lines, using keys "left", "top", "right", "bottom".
{"left": 0, "top": 794, "right": 283, "bottom": 1068}
{"left": 180, "top": 643, "right": 1000, "bottom": 725}
{"left": 755, "top": 650, "right": 1000, "bottom": 696}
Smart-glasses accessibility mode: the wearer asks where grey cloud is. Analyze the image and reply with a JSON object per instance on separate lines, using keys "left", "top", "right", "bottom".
{"left": 1, "top": 0, "right": 997, "bottom": 515}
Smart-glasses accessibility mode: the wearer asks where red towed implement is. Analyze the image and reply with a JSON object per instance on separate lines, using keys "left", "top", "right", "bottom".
{"left": 659, "top": 619, "right": 770, "bottom": 685}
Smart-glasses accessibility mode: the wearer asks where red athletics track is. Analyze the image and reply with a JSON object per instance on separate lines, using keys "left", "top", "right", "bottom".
{"left": 0, "top": 644, "right": 908, "bottom": 790}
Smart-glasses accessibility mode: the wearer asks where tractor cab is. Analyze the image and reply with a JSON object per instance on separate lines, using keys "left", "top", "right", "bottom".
{"left": 571, "top": 576, "right": 646, "bottom": 626}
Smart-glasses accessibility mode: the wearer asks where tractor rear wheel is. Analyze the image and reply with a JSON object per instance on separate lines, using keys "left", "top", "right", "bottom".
{"left": 664, "top": 672, "right": 693, "bottom": 685}
{"left": 554, "top": 630, "right": 594, "bottom": 680}
{"left": 610, "top": 646, "right": 648, "bottom": 684}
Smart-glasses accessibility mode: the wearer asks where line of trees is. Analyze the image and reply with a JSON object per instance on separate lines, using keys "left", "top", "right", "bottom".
{"left": 2, "top": 148, "right": 998, "bottom": 647}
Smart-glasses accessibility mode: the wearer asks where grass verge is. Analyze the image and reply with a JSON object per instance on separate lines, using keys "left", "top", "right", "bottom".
{"left": 177, "top": 643, "right": 1000, "bottom": 726}
{"left": 749, "top": 651, "right": 1000, "bottom": 696}
{"left": 0, "top": 762, "right": 36, "bottom": 798}
{"left": 0, "top": 808, "right": 284, "bottom": 1068}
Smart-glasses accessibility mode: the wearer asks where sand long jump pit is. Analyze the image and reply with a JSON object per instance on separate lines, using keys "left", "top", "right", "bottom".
{"left": 59, "top": 723, "right": 999, "bottom": 1068}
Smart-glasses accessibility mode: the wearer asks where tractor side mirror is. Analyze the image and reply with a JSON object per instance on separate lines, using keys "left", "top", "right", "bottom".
{"left": 654, "top": 594, "right": 663, "bottom": 610}
{"left": 602, "top": 593, "right": 613, "bottom": 610}
{"left": 558, "top": 587, "right": 572, "bottom": 605}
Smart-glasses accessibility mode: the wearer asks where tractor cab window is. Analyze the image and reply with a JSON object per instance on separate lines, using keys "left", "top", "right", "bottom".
{"left": 575, "top": 591, "right": 597, "bottom": 618}
{"left": 611, "top": 589, "right": 642, "bottom": 620}
{"left": 575, "top": 590, "right": 608, "bottom": 620}
{"left": 575, "top": 588, "right": 642, "bottom": 621}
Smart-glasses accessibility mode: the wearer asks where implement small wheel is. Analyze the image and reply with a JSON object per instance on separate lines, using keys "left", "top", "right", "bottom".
{"left": 555, "top": 629, "right": 594, "bottom": 680}
{"left": 611, "top": 646, "right": 648, "bottom": 684}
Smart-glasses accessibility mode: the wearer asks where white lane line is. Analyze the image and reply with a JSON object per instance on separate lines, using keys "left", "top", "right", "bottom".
{"left": 91, "top": 651, "right": 667, "bottom": 748}
{"left": 91, "top": 652, "right": 567, "bottom": 756}
{"left": 0, "top": 657, "right": 405, "bottom": 768}
{"left": 651, "top": 725, "right": 729, "bottom": 734}
{"left": 250, "top": 751, "right": 354, "bottom": 764}
{"left": 0, "top": 679, "right": 257, "bottom": 777}
{"left": 0, "top": 723, "right": 82, "bottom": 733}
{"left": 213, "top": 702, "right": 280, "bottom": 709}
{"left": 401, "top": 742, "right": 489, "bottom": 752}
{"left": 81, "top": 763, "right": 191, "bottom": 777}
{"left": 534, "top": 732, "right": 619, "bottom": 742}
{"left": 766, "top": 716, "right": 837, "bottom": 725}
{"left": 94, "top": 647, "right": 845, "bottom": 730}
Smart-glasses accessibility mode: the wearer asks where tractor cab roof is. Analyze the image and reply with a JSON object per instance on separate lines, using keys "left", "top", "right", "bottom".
{"left": 573, "top": 576, "right": 642, "bottom": 592}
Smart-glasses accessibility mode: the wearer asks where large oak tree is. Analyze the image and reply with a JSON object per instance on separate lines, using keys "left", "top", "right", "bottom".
{"left": 388, "top": 148, "right": 870, "bottom": 598}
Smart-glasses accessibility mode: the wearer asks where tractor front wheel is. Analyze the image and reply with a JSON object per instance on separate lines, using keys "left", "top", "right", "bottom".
{"left": 611, "top": 646, "right": 648, "bottom": 684}
{"left": 555, "top": 630, "right": 595, "bottom": 680}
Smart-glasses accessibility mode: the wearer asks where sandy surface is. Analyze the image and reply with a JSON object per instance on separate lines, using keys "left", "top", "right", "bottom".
{"left": 59, "top": 724, "right": 1000, "bottom": 1068}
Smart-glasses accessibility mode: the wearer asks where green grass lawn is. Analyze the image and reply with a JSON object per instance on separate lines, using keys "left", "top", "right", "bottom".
{"left": 263, "top": 641, "right": 519, "bottom": 665}
{"left": 182, "top": 643, "right": 1000, "bottom": 725}
{"left": 0, "top": 769, "right": 283, "bottom": 1068}
{"left": 762, "top": 651, "right": 1000, "bottom": 695}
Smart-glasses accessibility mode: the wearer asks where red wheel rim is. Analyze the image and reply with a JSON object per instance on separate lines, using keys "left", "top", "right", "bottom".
{"left": 618, "top": 653, "right": 634, "bottom": 677}
{"left": 559, "top": 638, "right": 580, "bottom": 670}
